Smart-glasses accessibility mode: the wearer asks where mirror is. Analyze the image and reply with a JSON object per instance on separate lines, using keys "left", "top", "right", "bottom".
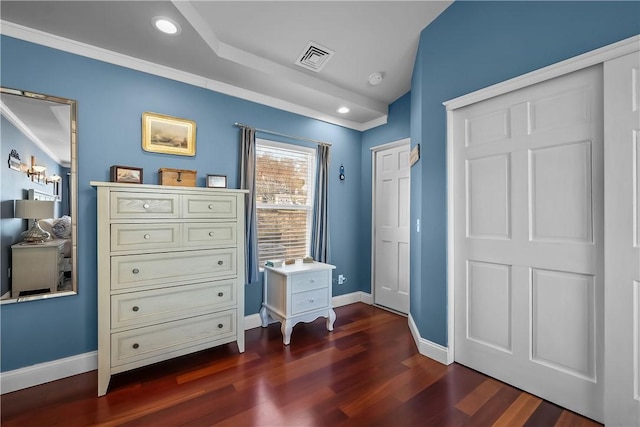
{"left": 0, "top": 87, "right": 77, "bottom": 303}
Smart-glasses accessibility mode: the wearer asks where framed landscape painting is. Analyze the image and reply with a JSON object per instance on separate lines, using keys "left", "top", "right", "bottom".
{"left": 110, "top": 165, "right": 143, "bottom": 184}
{"left": 142, "top": 112, "right": 196, "bottom": 156}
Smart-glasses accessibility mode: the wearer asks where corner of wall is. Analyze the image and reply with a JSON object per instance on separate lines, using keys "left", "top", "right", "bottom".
{"left": 407, "top": 312, "right": 451, "bottom": 365}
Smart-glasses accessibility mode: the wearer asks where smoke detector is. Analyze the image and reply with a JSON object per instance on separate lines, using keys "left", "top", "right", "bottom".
{"left": 295, "top": 41, "right": 334, "bottom": 73}
{"left": 368, "top": 72, "right": 383, "bottom": 86}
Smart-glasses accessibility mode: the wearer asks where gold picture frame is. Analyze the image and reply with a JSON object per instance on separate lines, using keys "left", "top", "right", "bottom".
{"left": 142, "top": 112, "right": 196, "bottom": 156}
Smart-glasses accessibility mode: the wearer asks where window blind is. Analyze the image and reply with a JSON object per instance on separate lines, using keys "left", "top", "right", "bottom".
{"left": 255, "top": 140, "right": 316, "bottom": 264}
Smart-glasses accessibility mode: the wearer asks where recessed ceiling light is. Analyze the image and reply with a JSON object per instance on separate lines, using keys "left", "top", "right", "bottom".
{"left": 337, "top": 106, "right": 350, "bottom": 114}
{"left": 152, "top": 17, "right": 181, "bottom": 35}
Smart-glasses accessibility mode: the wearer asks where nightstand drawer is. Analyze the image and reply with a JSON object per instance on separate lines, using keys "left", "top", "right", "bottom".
{"left": 111, "top": 279, "right": 235, "bottom": 329}
{"left": 291, "top": 288, "right": 328, "bottom": 315}
{"left": 182, "top": 195, "right": 236, "bottom": 219}
{"left": 291, "top": 271, "right": 328, "bottom": 293}
{"left": 111, "top": 248, "right": 236, "bottom": 290}
{"left": 111, "top": 224, "right": 180, "bottom": 252}
{"left": 110, "top": 192, "right": 179, "bottom": 219}
{"left": 183, "top": 222, "right": 236, "bottom": 247}
{"left": 111, "top": 310, "right": 236, "bottom": 367}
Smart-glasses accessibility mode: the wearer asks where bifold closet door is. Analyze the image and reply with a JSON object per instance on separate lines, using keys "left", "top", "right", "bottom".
{"left": 453, "top": 66, "right": 604, "bottom": 422}
{"left": 604, "top": 51, "right": 640, "bottom": 427}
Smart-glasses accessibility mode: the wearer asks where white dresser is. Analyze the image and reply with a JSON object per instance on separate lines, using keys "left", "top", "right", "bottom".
{"left": 92, "top": 182, "right": 246, "bottom": 396}
{"left": 260, "top": 261, "right": 336, "bottom": 345}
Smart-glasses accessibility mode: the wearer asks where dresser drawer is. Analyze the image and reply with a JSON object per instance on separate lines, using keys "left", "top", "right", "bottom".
{"left": 111, "top": 223, "right": 180, "bottom": 252}
{"left": 183, "top": 222, "right": 236, "bottom": 248}
{"left": 111, "top": 279, "right": 236, "bottom": 329}
{"left": 291, "top": 271, "right": 328, "bottom": 293}
{"left": 110, "top": 192, "right": 179, "bottom": 219}
{"left": 111, "top": 249, "right": 236, "bottom": 290}
{"left": 291, "top": 288, "right": 329, "bottom": 315}
{"left": 110, "top": 310, "right": 236, "bottom": 367}
{"left": 182, "top": 195, "right": 237, "bottom": 219}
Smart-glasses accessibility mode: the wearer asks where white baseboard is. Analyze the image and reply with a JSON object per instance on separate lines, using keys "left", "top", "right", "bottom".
{"left": 333, "top": 291, "right": 372, "bottom": 307}
{"left": 244, "top": 312, "right": 263, "bottom": 330}
{"left": 1, "top": 292, "right": 372, "bottom": 394}
{"left": 408, "top": 313, "right": 451, "bottom": 365}
{"left": 0, "top": 351, "right": 97, "bottom": 394}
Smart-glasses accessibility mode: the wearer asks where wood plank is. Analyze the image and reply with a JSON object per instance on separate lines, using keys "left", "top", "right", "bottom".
{"left": 456, "top": 378, "right": 503, "bottom": 415}
{"left": 492, "top": 393, "right": 543, "bottom": 427}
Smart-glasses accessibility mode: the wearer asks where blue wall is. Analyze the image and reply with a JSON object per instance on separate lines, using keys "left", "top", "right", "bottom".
{"left": 411, "top": 0, "right": 640, "bottom": 346}
{"left": 0, "top": 35, "right": 363, "bottom": 372}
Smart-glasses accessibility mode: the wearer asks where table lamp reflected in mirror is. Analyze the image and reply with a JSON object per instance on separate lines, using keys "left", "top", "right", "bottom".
{"left": 14, "top": 200, "right": 55, "bottom": 243}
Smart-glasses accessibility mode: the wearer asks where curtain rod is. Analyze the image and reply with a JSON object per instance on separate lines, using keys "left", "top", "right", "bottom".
{"left": 234, "top": 122, "right": 331, "bottom": 147}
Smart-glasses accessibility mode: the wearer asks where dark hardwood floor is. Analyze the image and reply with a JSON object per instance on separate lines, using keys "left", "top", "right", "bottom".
{"left": 1, "top": 303, "right": 601, "bottom": 427}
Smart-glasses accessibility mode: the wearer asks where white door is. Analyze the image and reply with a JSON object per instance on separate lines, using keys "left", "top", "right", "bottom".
{"left": 604, "top": 51, "right": 640, "bottom": 427}
{"left": 373, "top": 141, "right": 410, "bottom": 313}
{"left": 453, "top": 66, "right": 604, "bottom": 422}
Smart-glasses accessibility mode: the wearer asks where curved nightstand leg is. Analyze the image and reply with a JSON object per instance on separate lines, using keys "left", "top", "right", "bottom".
{"left": 327, "top": 308, "right": 336, "bottom": 331}
{"left": 259, "top": 305, "right": 269, "bottom": 327}
{"left": 281, "top": 320, "right": 293, "bottom": 345}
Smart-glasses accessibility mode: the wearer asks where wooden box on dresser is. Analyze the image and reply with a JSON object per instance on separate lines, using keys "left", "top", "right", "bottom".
{"left": 91, "top": 182, "right": 247, "bottom": 396}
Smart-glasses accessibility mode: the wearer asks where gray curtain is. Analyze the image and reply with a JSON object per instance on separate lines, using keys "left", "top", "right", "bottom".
{"left": 240, "top": 127, "right": 259, "bottom": 283}
{"left": 311, "top": 144, "right": 330, "bottom": 263}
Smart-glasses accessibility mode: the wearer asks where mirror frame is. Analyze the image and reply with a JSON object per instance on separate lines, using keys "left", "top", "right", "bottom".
{"left": 1, "top": 87, "right": 78, "bottom": 303}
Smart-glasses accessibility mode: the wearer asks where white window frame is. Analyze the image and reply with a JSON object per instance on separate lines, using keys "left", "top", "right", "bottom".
{"left": 255, "top": 138, "right": 316, "bottom": 264}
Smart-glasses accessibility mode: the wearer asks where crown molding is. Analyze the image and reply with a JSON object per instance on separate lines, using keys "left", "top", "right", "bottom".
{"left": 1, "top": 20, "right": 387, "bottom": 132}
{"left": 0, "top": 99, "right": 62, "bottom": 163}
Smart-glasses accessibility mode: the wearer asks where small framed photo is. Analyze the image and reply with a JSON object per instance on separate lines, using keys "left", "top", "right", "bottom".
{"left": 207, "top": 174, "right": 227, "bottom": 188}
{"left": 142, "top": 112, "right": 196, "bottom": 156}
{"left": 111, "top": 165, "right": 143, "bottom": 184}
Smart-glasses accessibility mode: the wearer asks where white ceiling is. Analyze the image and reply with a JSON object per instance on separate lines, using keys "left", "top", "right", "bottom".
{"left": 1, "top": 92, "right": 71, "bottom": 166}
{"left": 0, "top": 1, "right": 452, "bottom": 130}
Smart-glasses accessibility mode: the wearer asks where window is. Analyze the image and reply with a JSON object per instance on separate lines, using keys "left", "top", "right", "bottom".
{"left": 255, "top": 139, "right": 316, "bottom": 264}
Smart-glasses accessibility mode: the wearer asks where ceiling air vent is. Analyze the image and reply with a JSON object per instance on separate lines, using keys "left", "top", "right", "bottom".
{"left": 295, "top": 41, "right": 334, "bottom": 73}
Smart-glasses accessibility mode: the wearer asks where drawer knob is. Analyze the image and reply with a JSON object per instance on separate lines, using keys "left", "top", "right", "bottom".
{"left": 208, "top": 204, "right": 214, "bottom": 210}
{"left": 218, "top": 260, "right": 223, "bottom": 266}
{"left": 132, "top": 306, "right": 139, "bottom": 312}
{"left": 144, "top": 234, "right": 150, "bottom": 240}
{"left": 143, "top": 203, "right": 150, "bottom": 209}
{"left": 209, "top": 231, "right": 215, "bottom": 237}
{"left": 132, "top": 268, "right": 140, "bottom": 274}
{"left": 309, "top": 298, "right": 315, "bottom": 303}
{"left": 310, "top": 279, "right": 315, "bottom": 283}
{"left": 218, "top": 292, "right": 224, "bottom": 297}
{"left": 217, "top": 323, "right": 224, "bottom": 329}
{"left": 132, "top": 343, "right": 139, "bottom": 349}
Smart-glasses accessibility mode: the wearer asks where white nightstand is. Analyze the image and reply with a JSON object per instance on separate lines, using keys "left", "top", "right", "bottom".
{"left": 11, "top": 240, "right": 65, "bottom": 298}
{"left": 260, "top": 260, "right": 336, "bottom": 345}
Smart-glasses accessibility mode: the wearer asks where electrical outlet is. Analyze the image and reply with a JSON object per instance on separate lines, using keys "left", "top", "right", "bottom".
{"left": 338, "top": 274, "right": 347, "bottom": 285}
